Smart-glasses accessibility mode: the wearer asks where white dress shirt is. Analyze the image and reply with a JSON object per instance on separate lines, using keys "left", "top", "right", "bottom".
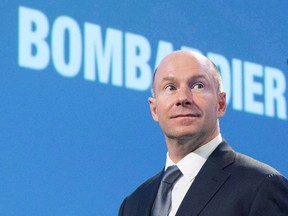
{"left": 165, "top": 134, "right": 223, "bottom": 216}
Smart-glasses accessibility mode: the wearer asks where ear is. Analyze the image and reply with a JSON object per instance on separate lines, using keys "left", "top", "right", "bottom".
{"left": 148, "top": 97, "right": 159, "bottom": 122}
{"left": 217, "top": 92, "right": 227, "bottom": 118}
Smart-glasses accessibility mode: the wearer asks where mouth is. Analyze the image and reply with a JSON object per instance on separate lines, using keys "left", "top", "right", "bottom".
{"left": 170, "top": 114, "right": 201, "bottom": 119}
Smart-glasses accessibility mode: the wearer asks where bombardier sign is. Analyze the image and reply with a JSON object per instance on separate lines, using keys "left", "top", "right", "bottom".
{"left": 18, "top": 6, "right": 287, "bottom": 120}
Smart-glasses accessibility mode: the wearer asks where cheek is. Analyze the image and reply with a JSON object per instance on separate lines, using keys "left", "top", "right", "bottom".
{"left": 154, "top": 106, "right": 164, "bottom": 119}
{"left": 201, "top": 98, "right": 218, "bottom": 115}
{"left": 155, "top": 102, "right": 170, "bottom": 119}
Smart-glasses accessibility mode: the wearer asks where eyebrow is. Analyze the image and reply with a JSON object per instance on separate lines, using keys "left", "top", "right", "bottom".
{"left": 159, "top": 76, "right": 177, "bottom": 83}
{"left": 159, "top": 74, "right": 208, "bottom": 84}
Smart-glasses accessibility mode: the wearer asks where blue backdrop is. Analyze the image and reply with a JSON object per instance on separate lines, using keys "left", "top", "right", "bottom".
{"left": 1, "top": 1, "right": 287, "bottom": 215}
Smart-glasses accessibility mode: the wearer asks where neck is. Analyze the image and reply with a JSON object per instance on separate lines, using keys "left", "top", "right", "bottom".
{"left": 165, "top": 131, "right": 219, "bottom": 163}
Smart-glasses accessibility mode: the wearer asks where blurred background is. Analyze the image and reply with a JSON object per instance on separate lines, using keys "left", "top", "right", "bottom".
{"left": 1, "top": 1, "right": 288, "bottom": 215}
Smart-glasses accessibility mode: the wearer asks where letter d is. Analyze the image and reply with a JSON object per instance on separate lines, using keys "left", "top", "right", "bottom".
{"left": 18, "top": 6, "right": 49, "bottom": 70}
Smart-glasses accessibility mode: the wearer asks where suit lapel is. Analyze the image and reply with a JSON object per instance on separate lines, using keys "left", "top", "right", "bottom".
{"left": 176, "top": 142, "right": 235, "bottom": 216}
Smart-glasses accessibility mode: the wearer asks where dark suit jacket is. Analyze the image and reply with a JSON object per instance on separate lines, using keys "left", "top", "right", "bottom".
{"left": 119, "top": 141, "right": 288, "bottom": 216}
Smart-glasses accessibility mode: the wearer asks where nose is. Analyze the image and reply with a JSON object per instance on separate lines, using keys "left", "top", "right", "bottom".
{"left": 176, "top": 87, "right": 193, "bottom": 107}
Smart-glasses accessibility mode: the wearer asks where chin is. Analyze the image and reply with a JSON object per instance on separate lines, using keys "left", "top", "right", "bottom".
{"left": 166, "top": 130, "right": 198, "bottom": 140}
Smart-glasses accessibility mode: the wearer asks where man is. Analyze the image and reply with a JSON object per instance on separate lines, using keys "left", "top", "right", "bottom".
{"left": 119, "top": 50, "right": 288, "bottom": 216}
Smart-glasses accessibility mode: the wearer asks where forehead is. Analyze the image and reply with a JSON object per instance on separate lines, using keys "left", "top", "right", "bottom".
{"left": 155, "top": 52, "right": 214, "bottom": 84}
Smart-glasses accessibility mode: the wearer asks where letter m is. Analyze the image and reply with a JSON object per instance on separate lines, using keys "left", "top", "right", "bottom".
{"left": 84, "top": 23, "right": 123, "bottom": 86}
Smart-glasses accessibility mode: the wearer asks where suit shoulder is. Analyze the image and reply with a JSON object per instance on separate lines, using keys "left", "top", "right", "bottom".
{"left": 232, "top": 152, "right": 282, "bottom": 177}
{"left": 126, "top": 171, "right": 162, "bottom": 198}
{"left": 119, "top": 172, "right": 162, "bottom": 215}
{"left": 215, "top": 141, "right": 283, "bottom": 178}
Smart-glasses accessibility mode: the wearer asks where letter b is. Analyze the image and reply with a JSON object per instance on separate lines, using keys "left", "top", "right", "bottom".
{"left": 18, "top": 6, "right": 49, "bottom": 70}
{"left": 125, "top": 33, "right": 152, "bottom": 91}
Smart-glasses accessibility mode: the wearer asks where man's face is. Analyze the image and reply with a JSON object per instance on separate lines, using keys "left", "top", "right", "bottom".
{"left": 149, "top": 51, "right": 226, "bottom": 144}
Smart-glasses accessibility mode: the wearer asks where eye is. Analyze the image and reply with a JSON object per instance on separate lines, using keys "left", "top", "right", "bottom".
{"left": 192, "top": 83, "right": 204, "bottom": 90}
{"left": 165, "top": 84, "right": 176, "bottom": 91}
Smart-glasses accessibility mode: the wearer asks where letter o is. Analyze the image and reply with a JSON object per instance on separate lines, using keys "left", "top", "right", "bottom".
{"left": 51, "top": 16, "right": 82, "bottom": 77}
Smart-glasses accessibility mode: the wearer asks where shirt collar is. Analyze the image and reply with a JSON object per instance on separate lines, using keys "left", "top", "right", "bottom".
{"left": 165, "top": 134, "right": 222, "bottom": 181}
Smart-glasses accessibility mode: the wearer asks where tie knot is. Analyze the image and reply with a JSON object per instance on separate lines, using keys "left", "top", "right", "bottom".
{"left": 162, "top": 165, "right": 182, "bottom": 184}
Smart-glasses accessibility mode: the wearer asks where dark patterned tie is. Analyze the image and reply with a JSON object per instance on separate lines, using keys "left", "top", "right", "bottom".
{"left": 152, "top": 165, "right": 182, "bottom": 216}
